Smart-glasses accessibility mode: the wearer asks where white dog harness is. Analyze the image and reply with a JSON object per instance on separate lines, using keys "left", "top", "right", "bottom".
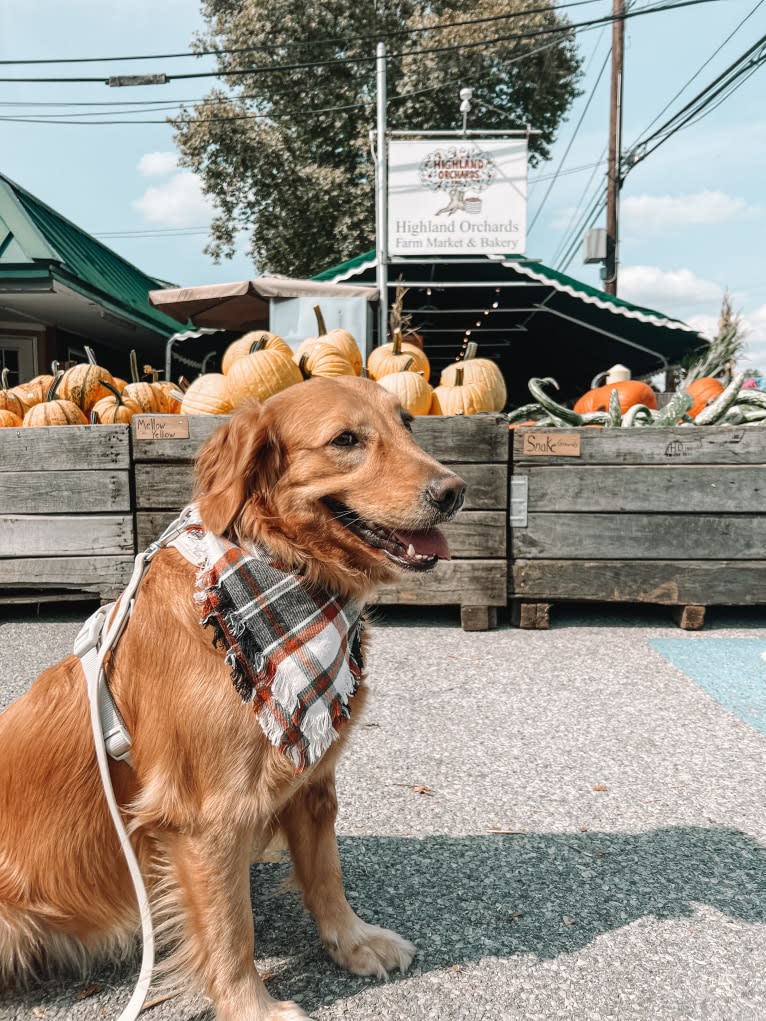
{"left": 73, "top": 508, "right": 193, "bottom": 1021}
{"left": 74, "top": 508, "right": 194, "bottom": 766}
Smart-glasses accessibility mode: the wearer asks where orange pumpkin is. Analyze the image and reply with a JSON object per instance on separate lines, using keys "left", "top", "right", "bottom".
{"left": 13, "top": 373, "right": 54, "bottom": 410}
{"left": 22, "top": 373, "right": 88, "bottom": 427}
{"left": 122, "top": 350, "right": 160, "bottom": 412}
{"left": 301, "top": 306, "right": 363, "bottom": 376}
{"left": 155, "top": 382, "right": 182, "bottom": 414}
{"left": 222, "top": 332, "right": 294, "bottom": 374}
{"left": 295, "top": 343, "right": 355, "bottom": 379}
{"left": 58, "top": 348, "right": 116, "bottom": 413}
{"left": 140, "top": 363, "right": 180, "bottom": 413}
{"left": 181, "top": 373, "right": 234, "bottom": 416}
{"left": 685, "top": 376, "right": 724, "bottom": 418}
{"left": 367, "top": 329, "right": 430, "bottom": 382}
{"left": 122, "top": 381, "right": 160, "bottom": 412}
{"left": 226, "top": 345, "right": 302, "bottom": 407}
{"left": 430, "top": 366, "right": 493, "bottom": 416}
{"left": 376, "top": 358, "right": 434, "bottom": 415}
{"left": 0, "top": 368, "right": 27, "bottom": 418}
{"left": 439, "top": 343, "right": 506, "bottom": 412}
{"left": 573, "top": 380, "right": 657, "bottom": 415}
{"left": 0, "top": 409, "right": 22, "bottom": 427}
{"left": 91, "top": 380, "right": 143, "bottom": 424}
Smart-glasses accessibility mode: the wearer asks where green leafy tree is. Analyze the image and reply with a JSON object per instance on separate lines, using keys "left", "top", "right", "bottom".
{"left": 174, "top": 0, "right": 582, "bottom": 276}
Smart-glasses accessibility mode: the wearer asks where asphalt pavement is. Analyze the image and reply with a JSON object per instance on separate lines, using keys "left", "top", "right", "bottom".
{"left": 1, "top": 599, "right": 766, "bottom": 1020}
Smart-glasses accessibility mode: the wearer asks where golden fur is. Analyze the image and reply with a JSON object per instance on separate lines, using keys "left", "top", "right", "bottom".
{"left": 0, "top": 377, "right": 465, "bottom": 1020}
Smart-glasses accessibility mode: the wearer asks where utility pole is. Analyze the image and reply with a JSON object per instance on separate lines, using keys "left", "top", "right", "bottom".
{"left": 604, "top": 0, "right": 625, "bottom": 296}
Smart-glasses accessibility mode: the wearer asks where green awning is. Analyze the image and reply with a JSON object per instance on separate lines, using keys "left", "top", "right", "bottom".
{"left": 313, "top": 251, "right": 705, "bottom": 404}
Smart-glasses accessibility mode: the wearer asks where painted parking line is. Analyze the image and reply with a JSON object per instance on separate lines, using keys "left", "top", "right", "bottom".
{"left": 652, "top": 639, "right": 766, "bottom": 737}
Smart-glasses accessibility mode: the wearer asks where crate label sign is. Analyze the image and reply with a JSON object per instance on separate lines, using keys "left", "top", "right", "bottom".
{"left": 134, "top": 415, "right": 190, "bottom": 441}
{"left": 522, "top": 432, "right": 581, "bottom": 457}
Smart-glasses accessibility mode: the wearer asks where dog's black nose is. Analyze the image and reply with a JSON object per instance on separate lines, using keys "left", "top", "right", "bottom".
{"left": 425, "top": 474, "right": 466, "bottom": 516}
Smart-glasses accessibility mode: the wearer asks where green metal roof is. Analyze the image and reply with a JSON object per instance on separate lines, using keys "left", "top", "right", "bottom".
{"left": 313, "top": 249, "right": 695, "bottom": 333}
{"left": 0, "top": 172, "right": 184, "bottom": 337}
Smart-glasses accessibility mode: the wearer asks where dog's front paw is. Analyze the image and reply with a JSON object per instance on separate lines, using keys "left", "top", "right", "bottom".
{"left": 323, "top": 918, "right": 416, "bottom": 978}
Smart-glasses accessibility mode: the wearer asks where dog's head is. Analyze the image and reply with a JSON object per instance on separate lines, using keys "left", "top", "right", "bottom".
{"left": 193, "top": 376, "right": 466, "bottom": 599}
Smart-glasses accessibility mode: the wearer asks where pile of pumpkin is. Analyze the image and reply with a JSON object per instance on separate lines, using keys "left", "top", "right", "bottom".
{"left": 0, "top": 350, "right": 180, "bottom": 428}
{"left": 175, "top": 308, "right": 506, "bottom": 418}
{"left": 0, "top": 306, "right": 507, "bottom": 428}
{"left": 507, "top": 372, "right": 766, "bottom": 429}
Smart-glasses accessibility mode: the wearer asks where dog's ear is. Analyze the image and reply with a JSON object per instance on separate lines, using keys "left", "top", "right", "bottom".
{"left": 193, "top": 401, "right": 281, "bottom": 537}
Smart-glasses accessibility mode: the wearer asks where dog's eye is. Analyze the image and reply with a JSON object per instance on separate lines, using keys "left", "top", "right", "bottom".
{"left": 401, "top": 413, "right": 413, "bottom": 432}
{"left": 331, "top": 431, "right": 359, "bottom": 448}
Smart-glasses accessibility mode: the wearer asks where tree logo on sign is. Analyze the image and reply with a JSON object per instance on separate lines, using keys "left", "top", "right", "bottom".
{"left": 418, "top": 144, "right": 496, "bottom": 216}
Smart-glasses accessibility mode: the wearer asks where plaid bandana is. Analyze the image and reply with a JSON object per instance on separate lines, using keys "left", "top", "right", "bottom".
{"left": 171, "top": 506, "right": 365, "bottom": 772}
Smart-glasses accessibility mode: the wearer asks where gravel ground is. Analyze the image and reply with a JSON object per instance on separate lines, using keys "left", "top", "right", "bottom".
{"left": 1, "top": 600, "right": 766, "bottom": 1021}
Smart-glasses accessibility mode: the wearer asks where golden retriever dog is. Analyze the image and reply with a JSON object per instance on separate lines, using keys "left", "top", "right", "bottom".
{"left": 0, "top": 376, "right": 465, "bottom": 1020}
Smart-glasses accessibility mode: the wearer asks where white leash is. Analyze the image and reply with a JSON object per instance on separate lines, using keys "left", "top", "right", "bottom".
{"left": 74, "top": 510, "right": 193, "bottom": 1021}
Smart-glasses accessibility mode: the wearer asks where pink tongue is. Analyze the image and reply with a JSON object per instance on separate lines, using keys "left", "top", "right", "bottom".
{"left": 393, "top": 527, "right": 450, "bottom": 560}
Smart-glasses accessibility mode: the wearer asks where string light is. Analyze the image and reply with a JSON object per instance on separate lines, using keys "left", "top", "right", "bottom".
{"left": 458, "top": 288, "right": 505, "bottom": 356}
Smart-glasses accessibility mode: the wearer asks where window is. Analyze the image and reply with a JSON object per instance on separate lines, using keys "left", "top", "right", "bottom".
{"left": 0, "top": 336, "right": 37, "bottom": 384}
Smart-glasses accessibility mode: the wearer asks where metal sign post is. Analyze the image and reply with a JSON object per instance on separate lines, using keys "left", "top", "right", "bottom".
{"left": 375, "top": 43, "right": 389, "bottom": 348}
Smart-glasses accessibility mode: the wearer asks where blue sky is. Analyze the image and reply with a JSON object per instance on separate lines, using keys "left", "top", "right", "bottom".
{"left": 2, "top": 0, "right": 765, "bottom": 368}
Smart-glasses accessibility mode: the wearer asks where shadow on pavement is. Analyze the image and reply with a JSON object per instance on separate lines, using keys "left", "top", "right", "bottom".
{"left": 2, "top": 826, "right": 764, "bottom": 1018}
{"left": 254, "top": 826, "right": 766, "bottom": 1013}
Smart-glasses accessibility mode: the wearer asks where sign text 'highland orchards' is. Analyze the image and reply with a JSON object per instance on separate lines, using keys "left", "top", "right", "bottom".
{"left": 387, "top": 139, "right": 528, "bottom": 257}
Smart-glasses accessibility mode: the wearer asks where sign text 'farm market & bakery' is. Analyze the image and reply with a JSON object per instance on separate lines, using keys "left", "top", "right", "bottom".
{"left": 387, "top": 138, "right": 528, "bottom": 257}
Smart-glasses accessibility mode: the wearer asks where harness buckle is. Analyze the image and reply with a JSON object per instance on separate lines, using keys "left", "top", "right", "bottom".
{"left": 74, "top": 603, "right": 115, "bottom": 659}
{"left": 99, "top": 686, "right": 134, "bottom": 762}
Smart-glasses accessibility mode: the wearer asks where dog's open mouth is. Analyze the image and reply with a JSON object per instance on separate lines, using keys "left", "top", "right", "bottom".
{"left": 325, "top": 499, "right": 449, "bottom": 571}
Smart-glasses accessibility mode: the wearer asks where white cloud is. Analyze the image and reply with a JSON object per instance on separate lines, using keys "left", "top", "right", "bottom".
{"left": 619, "top": 265, "right": 723, "bottom": 311}
{"left": 133, "top": 170, "right": 214, "bottom": 227}
{"left": 685, "top": 313, "right": 719, "bottom": 339}
{"left": 137, "top": 151, "right": 179, "bottom": 178}
{"left": 683, "top": 307, "right": 766, "bottom": 375}
{"left": 621, "top": 191, "right": 752, "bottom": 234}
{"left": 741, "top": 305, "right": 766, "bottom": 372}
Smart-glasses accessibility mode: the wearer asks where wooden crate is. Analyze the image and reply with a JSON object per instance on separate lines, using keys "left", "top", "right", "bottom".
{"left": 132, "top": 413, "right": 508, "bottom": 631}
{"left": 0, "top": 425, "right": 135, "bottom": 602}
{"left": 509, "top": 426, "right": 766, "bottom": 629}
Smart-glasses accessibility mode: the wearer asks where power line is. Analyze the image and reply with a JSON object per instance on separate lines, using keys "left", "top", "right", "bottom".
{"left": 0, "top": 32, "right": 563, "bottom": 116}
{"left": 558, "top": 58, "right": 762, "bottom": 270}
{"left": 0, "top": 1, "right": 722, "bottom": 86}
{"left": 553, "top": 26, "right": 766, "bottom": 272}
{"left": 0, "top": 1, "right": 610, "bottom": 65}
{"left": 628, "top": 0, "right": 766, "bottom": 144}
{"left": 556, "top": 192, "right": 606, "bottom": 271}
{"left": 627, "top": 32, "right": 766, "bottom": 164}
{"left": 528, "top": 34, "right": 611, "bottom": 232}
{"left": 549, "top": 145, "right": 607, "bottom": 265}
{"left": 530, "top": 158, "right": 608, "bottom": 183}
{"left": 0, "top": 36, "right": 565, "bottom": 127}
